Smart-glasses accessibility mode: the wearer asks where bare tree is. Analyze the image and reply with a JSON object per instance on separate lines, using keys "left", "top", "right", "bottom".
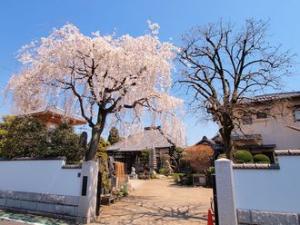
{"left": 178, "top": 19, "right": 293, "bottom": 158}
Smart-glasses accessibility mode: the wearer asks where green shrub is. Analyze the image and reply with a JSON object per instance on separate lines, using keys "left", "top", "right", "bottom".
{"left": 97, "top": 137, "right": 111, "bottom": 194}
{"left": 253, "top": 154, "right": 271, "bottom": 164}
{"left": 140, "top": 150, "right": 150, "bottom": 166}
{"left": 159, "top": 168, "right": 167, "bottom": 175}
{"left": 150, "top": 171, "right": 158, "bottom": 179}
{"left": 182, "top": 173, "right": 193, "bottom": 186}
{"left": 0, "top": 116, "right": 48, "bottom": 159}
{"left": 0, "top": 116, "right": 85, "bottom": 163}
{"left": 47, "top": 123, "right": 85, "bottom": 163}
{"left": 172, "top": 173, "right": 184, "bottom": 183}
{"left": 117, "top": 184, "right": 128, "bottom": 197}
{"left": 233, "top": 150, "right": 253, "bottom": 163}
{"left": 121, "top": 184, "right": 128, "bottom": 197}
{"left": 207, "top": 166, "right": 215, "bottom": 175}
{"left": 171, "top": 147, "right": 184, "bottom": 172}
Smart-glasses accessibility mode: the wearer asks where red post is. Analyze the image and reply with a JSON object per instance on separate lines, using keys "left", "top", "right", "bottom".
{"left": 207, "top": 209, "right": 214, "bottom": 225}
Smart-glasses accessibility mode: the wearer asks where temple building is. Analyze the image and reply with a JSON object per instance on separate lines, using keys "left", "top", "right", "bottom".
{"left": 23, "top": 106, "right": 86, "bottom": 129}
{"left": 107, "top": 126, "right": 176, "bottom": 174}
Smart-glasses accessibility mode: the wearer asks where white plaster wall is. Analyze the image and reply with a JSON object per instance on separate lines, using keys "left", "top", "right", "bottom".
{"left": 241, "top": 118, "right": 300, "bottom": 149}
{"left": 0, "top": 160, "right": 81, "bottom": 196}
{"left": 238, "top": 101, "right": 300, "bottom": 149}
{"left": 233, "top": 156, "right": 300, "bottom": 213}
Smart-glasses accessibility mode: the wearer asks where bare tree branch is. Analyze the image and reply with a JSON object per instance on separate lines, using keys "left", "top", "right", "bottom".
{"left": 178, "top": 19, "right": 293, "bottom": 158}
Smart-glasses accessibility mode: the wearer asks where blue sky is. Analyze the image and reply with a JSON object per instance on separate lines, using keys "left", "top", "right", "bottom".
{"left": 1, "top": 0, "right": 300, "bottom": 145}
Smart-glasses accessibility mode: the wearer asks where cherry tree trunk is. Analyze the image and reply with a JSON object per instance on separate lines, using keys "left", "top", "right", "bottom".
{"left": 85, "top": 127, "right": 102, "bottom": 161}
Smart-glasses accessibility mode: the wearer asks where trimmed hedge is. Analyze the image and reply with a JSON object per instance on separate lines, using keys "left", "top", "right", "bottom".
{"left": 233, "top": 150, "right": 253, "bottom": 163}
{"left": 253, "top": 154, "right": 271, "bottom": 164}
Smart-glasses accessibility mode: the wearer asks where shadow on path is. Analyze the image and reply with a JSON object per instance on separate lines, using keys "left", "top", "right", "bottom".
{"left": 98, "top": 195, "right": 208, "bottom": 225}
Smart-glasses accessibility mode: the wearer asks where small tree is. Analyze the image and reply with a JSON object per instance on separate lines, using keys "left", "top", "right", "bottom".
{"left": 0, "top": 115, "right": 15, "bottom": 157}
{"left": 107, "top": 127, "right": 120, "bottom": 145}
{"left": 0, "top": 116, "right": 48, "bottom": 159}
{"left": 96, "top": 137, "right": 111, "bottom": 194}
{"left": 48, "top": 123, "right": 84, "bottom": 163}
{"left": 0, "top": 116, "right": 84, "bottom": 162}
{"left": 170, "top": 147, "right": 184, "bottom": 172}
{"left": 140, "top": 149, "right": 150, "bottom": 167}
{"left": 182, "top": 145, "right": 214, "bottom": 173}
{"left": 178, "top": 19, "right": 293, "bottom": 158}
{"left": 7, "top": 22, "right": 184, "bottom": 161}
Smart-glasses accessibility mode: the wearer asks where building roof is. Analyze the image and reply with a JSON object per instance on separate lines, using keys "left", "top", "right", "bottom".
{"left": 107, "top": 126, "right": 174, "bottom": 152}
{"left": 231, "top": 134, "right": 262, "bottom": 141}
{"left": 246, "top": 91, "right": 300, "bottom": 103}
{"left": 24, "top": 106, "right": 86, "bottom": 126}
{"left": 195, "top": 136, "right": 215, "bottom": 146}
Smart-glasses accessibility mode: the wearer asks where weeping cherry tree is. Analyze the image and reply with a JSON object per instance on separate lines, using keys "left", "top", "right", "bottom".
{"left": 7, "top": 22, "right": 184, "bottom": 161}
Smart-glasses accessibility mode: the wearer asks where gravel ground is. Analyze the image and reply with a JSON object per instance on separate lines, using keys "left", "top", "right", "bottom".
{"left": 96, "top": 178, "right": 212, "bottom": 225}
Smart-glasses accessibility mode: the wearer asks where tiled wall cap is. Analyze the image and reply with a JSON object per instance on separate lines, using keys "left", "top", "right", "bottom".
{"left": 0, "top": 156, "right": 67, "bottom": 161}
{"left": 62, "top": 164, "right": 82, "bottom": 169}
{"left": 233, "top": 163, "right": 280, "bottom": 169}
{"left": 275, "top": 149, "right": 300, "bottom": 156}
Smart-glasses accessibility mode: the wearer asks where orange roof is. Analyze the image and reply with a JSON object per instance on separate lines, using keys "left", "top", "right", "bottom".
{"left": 25, "top": 107, "right": 86, "bottom": 126}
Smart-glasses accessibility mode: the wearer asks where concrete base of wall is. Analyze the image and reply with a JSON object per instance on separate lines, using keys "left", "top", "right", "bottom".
{"left": 0, "top": 190, "right": 79, "bottom": 221}
{"left": 237, "top": 209, "right": 300, "bottom": 225}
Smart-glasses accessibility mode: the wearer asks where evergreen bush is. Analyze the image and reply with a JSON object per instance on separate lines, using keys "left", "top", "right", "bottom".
{"left": 253, "top": 154, "right": 271, "bottom": 164}
{"left": 97, "top": 137, "right": 111, "bottom": 194}
{"left": 159, "top": 168, "right": 167, "bottom": 175}
{"left": 47, "top": 123, "right": 84, "bottom": 163}
{"left": 0, "top": 116, "right": 48, "bottom": 159}
{"left": 233, "top": 150, "right": 253, "bottom": 163}
{"left": 0, "top": 116, "right": 84, "bottom": 163}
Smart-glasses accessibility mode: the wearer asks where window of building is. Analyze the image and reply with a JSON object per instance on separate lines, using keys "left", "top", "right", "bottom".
{"left": 255, "top": 108, "right": 270, "bottom": 119}
{"left": 256, "top": 111, "right": 268, "bottom": 119}
{"left": 242, "top": 114, "right": 252, "bottom": 125}
{"left": 294, "top": 106, "right": 300, "bottom": 121}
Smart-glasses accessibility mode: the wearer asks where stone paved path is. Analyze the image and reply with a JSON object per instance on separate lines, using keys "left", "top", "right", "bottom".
{"left": 96, "top": 178, "right": 212, "bottom": 225}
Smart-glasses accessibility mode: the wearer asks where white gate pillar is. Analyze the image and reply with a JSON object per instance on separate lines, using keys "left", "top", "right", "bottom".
{"left": 77, "top": 160, "right": 99, "bottom": 224}
{"left": 215, "top": 158, "right": 238, "bottom": 225}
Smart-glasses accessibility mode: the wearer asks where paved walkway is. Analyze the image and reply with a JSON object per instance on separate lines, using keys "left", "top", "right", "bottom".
{"left": 96, "top": 178, "right": 212, "bottom": 225}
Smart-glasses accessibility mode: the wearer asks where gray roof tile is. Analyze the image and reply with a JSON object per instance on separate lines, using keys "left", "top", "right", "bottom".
{"left": 245, "top": 91, "right": 300, "bottom": 103}
{"left": 107, "top": 127, "right": 174, "bottom": 152}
